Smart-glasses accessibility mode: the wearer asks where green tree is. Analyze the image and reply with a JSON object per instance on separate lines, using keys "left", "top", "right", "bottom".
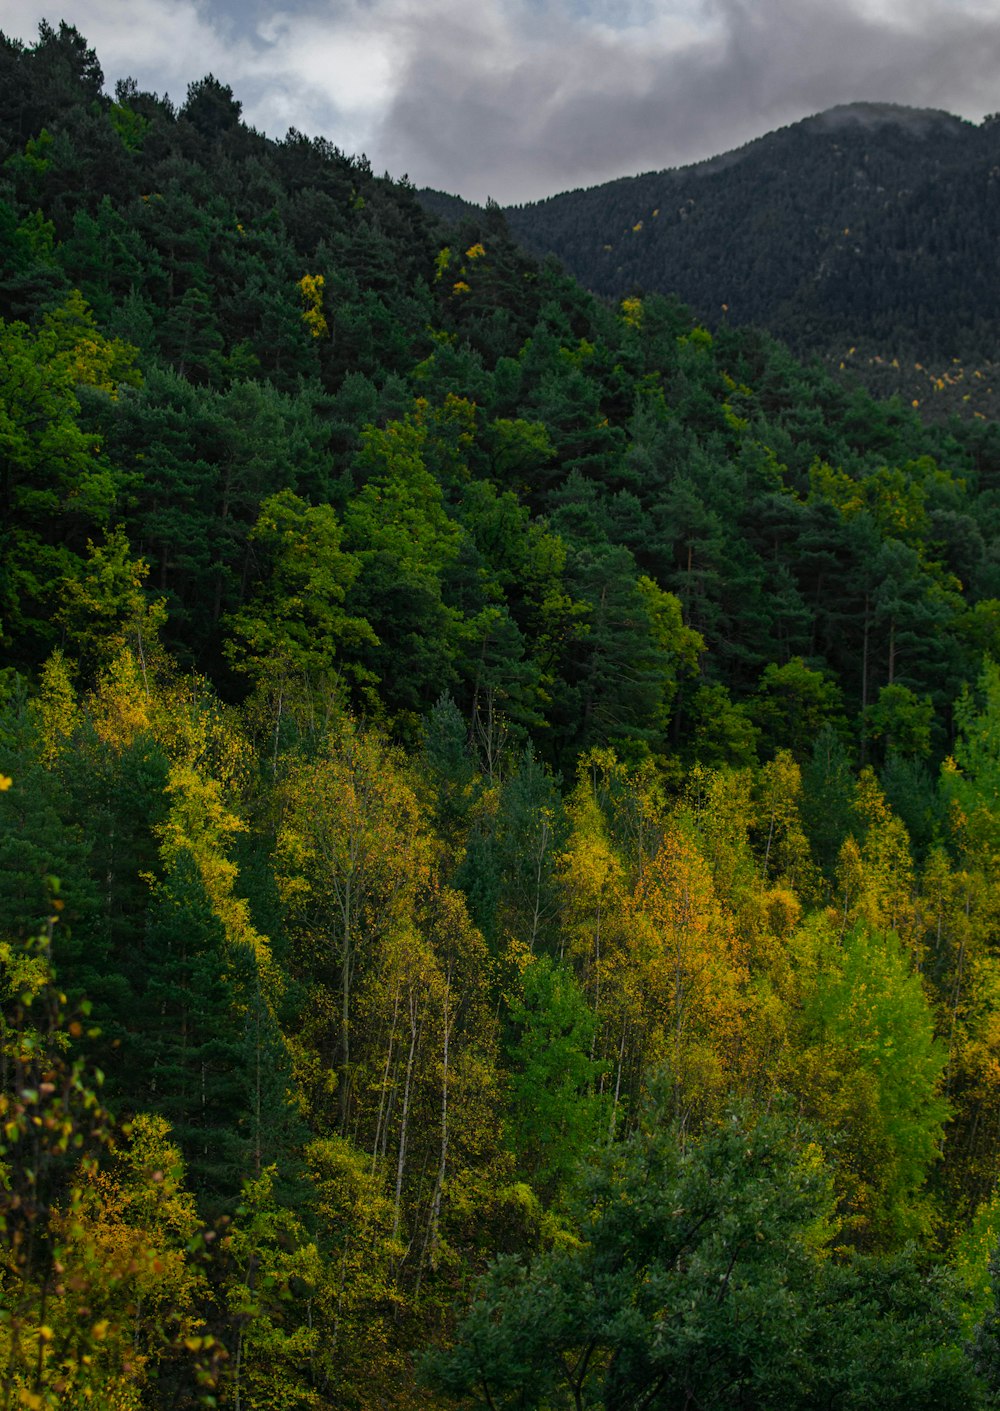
{"left": 0, "top": 310, "right": 127, "bottom": 657}
{"left": 941, "top": 657, "right": 1000, "bottom": 856}
{"left": 800, "top": 724, "right": 856, "bottom": 879}
{"left": 506, "top": 955, "right": 606, "bottom": 1203}
{"left": 752, "top": 656, "right": 846, "bottom": 763}
{"left": 428, "top": 1100, "right": 978, "bottom": 1411}
{"left": 343, "top": 410, "right": 467, "bottom": 726}
{"left": 973, "top": 1241, "right": 1000, "bottom": 1401}
{"left": 784, "top": 917, "right": 948, "bottom": 1247}
{"left": 866, "top": 682, "right": 934, "bottom": 761}
{"left": 222, "top": 1167, "right": 322, "bottom": 1411}
{"left": 130, "top": 850, "right": 251, "bottom": 1201}
{"left": 55, "top": 527, "right": 167, "bottom": 684}
{"left": 224, "top": 488, "right": 376, "bottom": 746}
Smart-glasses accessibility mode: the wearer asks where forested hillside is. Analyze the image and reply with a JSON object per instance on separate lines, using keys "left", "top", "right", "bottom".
{"left": 7, "top": 20, "right": 1000, "bottom": 1409}
{"left": 421, "top": 103, "right": 1000, "bottom": 419}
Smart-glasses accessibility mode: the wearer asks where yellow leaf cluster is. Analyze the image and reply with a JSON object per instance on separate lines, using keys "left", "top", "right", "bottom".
{"left": 620, "top": 296, "right": 643, "bottom": 329}
{"left": 298, "top": 273, "right": 328, "bottom": 338}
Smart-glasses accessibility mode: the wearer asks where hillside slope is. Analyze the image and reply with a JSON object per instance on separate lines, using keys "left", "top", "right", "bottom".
{"left": 505, "top": 103, "right": 998, "bottom": 353}
{"left": 422, "top": 104, "right": 1000, "bottom": 414}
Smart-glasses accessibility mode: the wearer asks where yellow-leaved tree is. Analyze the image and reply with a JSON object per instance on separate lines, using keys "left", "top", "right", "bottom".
{"left": 276, "top": 720, "right": 432, "bottom": 1135}
{"left": 0, "top": 931, "right": 221, "bottom": 1410}
{"left": 836, "top": 767, "right": 919, "bottom": 956}
{"left": 626, "top": 820, "right": 747, "bottom": 1130}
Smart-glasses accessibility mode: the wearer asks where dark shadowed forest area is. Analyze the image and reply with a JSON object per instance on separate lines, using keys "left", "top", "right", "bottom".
{"left": 421, "top": 102, "right": 1000, "bottom": 422}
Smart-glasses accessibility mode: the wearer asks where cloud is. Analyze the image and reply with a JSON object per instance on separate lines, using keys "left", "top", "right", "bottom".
{"left": 236, "top": 5, "right": 402, "bottom": 153}
{"left": 3, "top": 0, "right": 238, "bottom": 99}
{"left": 2, "top": 0, "right": 999, "bottom": 202}
{"left": 373, "top": 0, "right": 1000, "bottom": 201}
{"left": 2, "top": 0, "right": 404, "bottom": 151}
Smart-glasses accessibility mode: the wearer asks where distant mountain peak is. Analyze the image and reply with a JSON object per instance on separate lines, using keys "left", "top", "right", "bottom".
{"left": 439, "top": 99, "right": 1000, "bottom": 382}
{"left": 803, "top": 101, "right": 969, "bottom": 136}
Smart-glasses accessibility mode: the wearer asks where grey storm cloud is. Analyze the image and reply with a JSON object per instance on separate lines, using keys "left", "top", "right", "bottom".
{"left": 373, "top": 0, "right": 1000, "bottom": 201}
{"left": 3, "top": 0, "right": 999, "bottom": 202}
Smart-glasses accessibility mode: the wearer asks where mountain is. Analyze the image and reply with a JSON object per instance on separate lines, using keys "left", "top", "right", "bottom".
{"left": 505, "top": 102, "right": 996, "bottom": 353}
{"left": 421, "top": 103, "right": 1000, "bottom": 416}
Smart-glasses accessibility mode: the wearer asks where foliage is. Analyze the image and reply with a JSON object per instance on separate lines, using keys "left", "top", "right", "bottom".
{"left": 4, "top": 24, "right": 1000, "bottom": 1407}
{"left": 0, "top": 929, "right": 222, "bottom": 1408}
{"left": 427, "top": 1102, "right": 981, "bottom": 1411}
{"left": 498, "top": 104, "right": 1000, "bottom": 415}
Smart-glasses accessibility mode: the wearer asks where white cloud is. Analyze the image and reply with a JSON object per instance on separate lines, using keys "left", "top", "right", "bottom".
{"left": 246, "top": 6, "right": 399, "bottom": 114}
{"left": 2, "top": 0, "right": 236, "bottom": 93}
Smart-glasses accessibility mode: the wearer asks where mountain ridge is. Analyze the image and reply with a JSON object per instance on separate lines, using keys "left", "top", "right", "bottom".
{"left": 418, "top": 101, "right": 1000, "bottom": 415}
{"left": 501, "top": 101, "right": 972, "bottom": 206}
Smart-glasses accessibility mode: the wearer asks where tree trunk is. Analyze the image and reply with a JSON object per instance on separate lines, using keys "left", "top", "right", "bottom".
{"left": 393, "top": 988, "right": 421, "bottom": 1241}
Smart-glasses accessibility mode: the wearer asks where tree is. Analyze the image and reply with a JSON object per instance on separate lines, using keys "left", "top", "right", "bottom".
{"left": 941, "top": 657, "right": 1000, "bottom": 857}
{"left": 224, "top": 488, "right": 376, "bottom": 746}
{"left": 752, "top": 656, "right": 846, "bottom": 763}
{"left": 222, "top": 1167, "right": 322, "bottom": 1411}
{"left": 275, "top": 721, "right": 431, "bottom": 1133}
{"left": 427, "top": 1105, "right": 828, "bottom": 1411}
{"left": 428, "top": 1101, "right": 979, "bottom": 1411}
{"left": 303, "top": 1136, "right": 403, "bottom": 1408}
{"left": 753, "top": 748, "right": 815, "bottom": 891}
{"left": 838, "top": 767, "right": 919, "bottom": 955}
{"left": 343, "top": 410, "right": 467, "bottom": 726}
{"left": 181, "top": 74, "right": 242, "bottom": 140}
{"left": 0, "top": 929, "right": 222, "bottom": 1409}
{"left": 506, "top": 955, "right": 607, "bottom": 1203}
{"left": 130, "top": 850, "right": 251, "bottom": 1200}
{"left": 55, "top": 527, "right": 167, "bottom": 684}
{"left": 0, "top": 309, "right": 128, "bottom": 658}
{"left": 686, "top": 681, "right": 759, "bottom": 768}
{"left": 67, "top": 1113, "right": 211, "bottom": 1405}
{"left": 866, "top": 682, "right": 934, "bottom": 762}
{"left": 488, "top": 745, "right": 564, "bottom": 954}
{"left": 556, "top": 763, "right": 630, "bottom": 1128}
{"left": 549, "top": 536, "right": 697, "bottom": 765}
{"left": 782, "top": 916, "right": 948, "bottom": 1247}
{"left": 625, "top": 820, "right": 746, "bottom": 1126}
{"left": 973, "top": 1240, "right": 1000, "bottom": 1401}
{"left": 800, "top": 724, "right": 855, "bottom": 880}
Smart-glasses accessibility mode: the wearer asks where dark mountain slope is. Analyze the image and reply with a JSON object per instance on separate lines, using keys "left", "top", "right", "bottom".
{"left": 422, "top": 104, "right": 1000, "bottom": 405}
{"left": 504, "top": 103, "right": 1000, "bottom": 355}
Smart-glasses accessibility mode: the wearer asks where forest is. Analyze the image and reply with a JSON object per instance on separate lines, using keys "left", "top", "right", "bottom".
{"left": 420, "top": 102, "right": 1000, "bottom": 421}
{"left": 7, "top": 18, "right": 1000, "bottom": 1409}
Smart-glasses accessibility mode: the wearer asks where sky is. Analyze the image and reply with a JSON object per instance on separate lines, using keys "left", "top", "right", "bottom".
{"left": 2, "top": 0, "right": 1000, "bottom": 204}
